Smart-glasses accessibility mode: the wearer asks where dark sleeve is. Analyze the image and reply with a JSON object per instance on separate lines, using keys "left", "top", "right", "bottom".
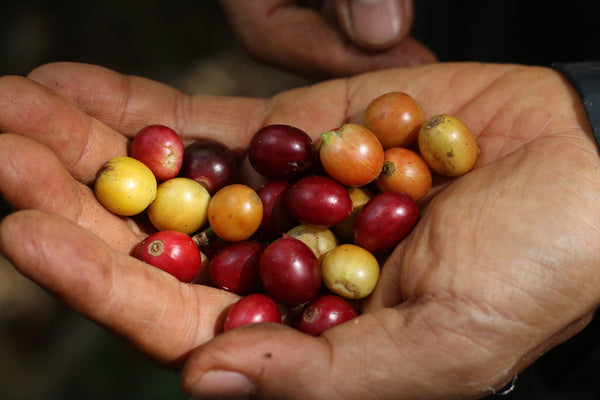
{"left": 552, "top": 62, "right": 600, "bottom": 149}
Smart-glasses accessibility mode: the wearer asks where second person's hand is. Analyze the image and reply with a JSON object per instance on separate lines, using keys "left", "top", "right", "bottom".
{"left": 219, "top": 0, "right": 436, "bottom": 77}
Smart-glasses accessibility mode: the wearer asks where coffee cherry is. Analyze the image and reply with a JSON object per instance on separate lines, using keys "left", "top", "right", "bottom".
{"left": 287, "top": 175, "right": 352, "bottom": 228}
{"left": 319, "top": 123, "right": 384, "bottom": 187}
{"left": 376, "top": 147, "right": 432, "bottom": 201}
{"left": 223, "top": 293, "right": 282, "bottom": 331}
{"left": 130, "top": 124, "right": 184, "bottom": 182}
{"left": 296, "top": 294, "right": 358, "bottom": 336}
{"left": 259, "top": 236, "right": 322, "bottom": 307}
{"left": 353, "top": 191, "right": 419, "bottom": 254}
{"left": 94, "top": 156, "right": 156, "bottom": 216}
{"left": 134, "top": 230, "right": 204, "bottom": 283}
{"left": 147, "top": 177, "right": 210, "bottom": 234}
{"left": 363, "top": 91, "right": 424, "bottom": 149}
{"left": 248, "top": 124, "right": 316, "bottom": 181}
{"left": 208, "top": 184, "right": 263, "bottom": 242}
{"left": 321, "top": 244, "right": 380, "bottom": 299}
{"left": 418, "top": 114, "right": 478, "bottom": 177}
{"left": 209, "top": 240, "right": 265, "bottom": 295}
{"left": 181, "top": 139, "right": 237, "bottom": 195}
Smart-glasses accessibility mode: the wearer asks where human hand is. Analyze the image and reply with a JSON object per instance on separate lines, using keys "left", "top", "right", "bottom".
{"left": 219, "top": 0, "right": 436, "bottom": 77}
{"left": 1, "top": 61, "right": 600, "bottom": 399}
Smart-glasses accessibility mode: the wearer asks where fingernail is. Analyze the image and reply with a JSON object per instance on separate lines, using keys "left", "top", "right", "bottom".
{"left": 348, "top": 0, "right": 404, "bottom": 47}
{"left": 188, "top": 370, "right": 255, "bottom": 400}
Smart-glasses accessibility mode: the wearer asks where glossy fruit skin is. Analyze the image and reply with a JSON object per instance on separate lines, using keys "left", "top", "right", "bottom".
{"left": 134, "top": 230, "right": 203, "bottom": 282}
{"left": 287, "top": 175, "right": 352, "bottom": 228}
{"left": 418, "top": 114, "right": 479, "bottom": 177}
{"left": 223, "top": 293, "right": 282, "bottom": 332}
{"left": 256, "top": 181, "right": 296, "bottom": 237}
{"left": 130, "top": 124, "right": 184, "bottom": 182}
{"left": 296, "top": 294, "right": 358, "bottom": 336}
{"left": 208, "top": 184, "right": 263, "bottom": 242}
{"left": 209, "top": 240, "right": 265, "bottom": 295}
{"left": 94, "top": 156, "right": 157, "bottom": 216}
{"left": 321, "top": 244, "right": 380, "bottom": 299}
{"left": 376, "top": 147, "right": 432, "bottom": 201}
{"left": 259, "top": 236, "right": 322, "bottom": 307}
{"left": 286, "top": 224, "right": 339, "bottom": 263}
{"left": 353, "top": 191, "right": 419, "bottom": 254}
{"left": 147, "top": 177, "right": 211, "bottom": 234}
{"left": 248, "top": 124, "right": 316, "bottom": 181}
{"left": 319, "top": 123, "right": 384, "bottom": 187}
{"left": 180, "top": 139, "right": 237, "bottom": 195}
{"left": 334, "top": 186, "right": 376, "bottom": 243}
{"left": 363, "top": 92, "right": 425, "bottom": 149}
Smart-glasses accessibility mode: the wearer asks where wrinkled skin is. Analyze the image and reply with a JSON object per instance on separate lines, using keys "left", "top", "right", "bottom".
{"left": 219, "top": 0, "right": 436, "bottom": 77}
{"left": 1, "top": 62, "right": 600, "bottom": 400}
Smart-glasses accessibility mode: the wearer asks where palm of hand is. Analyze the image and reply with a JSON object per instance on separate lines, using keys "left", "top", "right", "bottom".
{"left": 360, "top": 65, "right": 600, "bottom": 396}
{"left": 1, "top": 62, "right": 599, "bottom": 399}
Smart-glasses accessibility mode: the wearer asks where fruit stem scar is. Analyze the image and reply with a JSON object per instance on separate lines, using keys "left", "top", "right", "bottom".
{"left": 424, "top": 114, "right": 444, "bottom": 129}
{"left": 381, "top": 160, "right": 396, "bottom": 177}
{"left": 148, "top": 239, "right": 165, "bottom": 256}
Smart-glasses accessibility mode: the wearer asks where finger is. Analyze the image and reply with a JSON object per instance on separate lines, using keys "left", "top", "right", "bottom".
{"left": 25, "top": 61, "right": 444, "bottom": 149}
{"left": 25, "top": 61, "right": 512, "bottom": 145}
{"left": 0, "top": 210, "right": 239, "bottom": 365}
{"left": 334, "top": 0, "right": 413, "bottom": 50}
{"left": 0, "top": 133, "right": 145, "bottom": 253}
{"left": 0, "top": 75, "right": 128, "bottom": 184}
{"left": 26, "top": 62, "right": 269, "bottom": 155}
{"left": 26, "top": 61, "right": 352, "bottom": 148}
{"left": 181, "top": 305, "right": 522, "bottom": 400}
{"left": 219, "top": 0, "right": 435, "bottom": 77}
{"left": 26, "top": 62, "right": 574, "bottom": 164}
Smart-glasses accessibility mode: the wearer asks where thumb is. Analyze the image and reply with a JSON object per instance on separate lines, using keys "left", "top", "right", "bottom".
{"left": 0, "top": 210, "right": 239, "bottom": 365}
{"left": 180, "top": 306, "right": 518, "bottom": 400}
{"left": 335, "top": 0, "right": 414, "bottom": 50}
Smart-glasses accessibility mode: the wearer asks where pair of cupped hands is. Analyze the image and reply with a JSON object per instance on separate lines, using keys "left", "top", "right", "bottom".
{"left": 1, "top": 60, "right": 600, "bottom": 400}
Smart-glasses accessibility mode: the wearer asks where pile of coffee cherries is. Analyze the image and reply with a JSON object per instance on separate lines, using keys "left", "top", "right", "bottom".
{"left": 93, "top": 92, "right": 479, "bottom": 336}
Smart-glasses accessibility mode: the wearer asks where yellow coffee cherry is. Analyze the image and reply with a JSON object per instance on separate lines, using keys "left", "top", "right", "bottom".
{"left": 321, "top": 244, "right": 380, "bottom": 299}
{"left": 147, "top": 177, "right": 211, "bottom": 234}
{"left": 94, "top": 156, "right": 157, "bottom": 216}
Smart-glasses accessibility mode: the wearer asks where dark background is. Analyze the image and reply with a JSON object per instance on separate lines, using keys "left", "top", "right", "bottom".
{"left": 1, "top": 1, "right": 600, "bottom": 399}
{"left": 0, "top": 0, "right": 311, "bottom": 95}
